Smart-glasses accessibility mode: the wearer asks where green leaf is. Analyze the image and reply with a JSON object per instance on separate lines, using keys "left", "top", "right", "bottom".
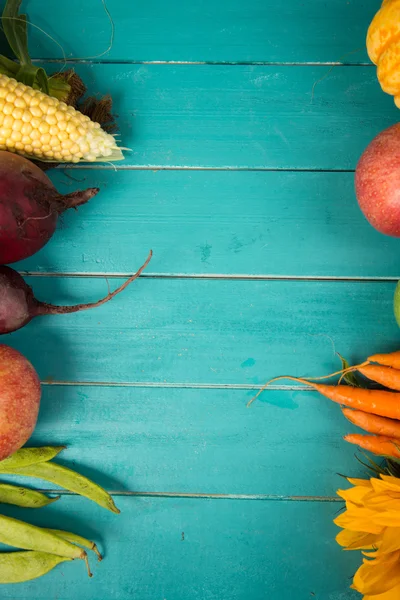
{"left": 2, "top": 0, "right": 31, "bottom": 66}
{"left": 35, "top": 67, "right": 49, "bottom": 95}
{"left": 0, "top": 54, "right": 19, "bottom": 75}
{"left": 337, "top": 353, "right": 363, "bottom": 387}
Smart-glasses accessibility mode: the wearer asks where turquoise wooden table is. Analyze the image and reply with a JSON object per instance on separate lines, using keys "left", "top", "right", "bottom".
{"left": 2, "top": 1, "right": 400, "bottom": 598}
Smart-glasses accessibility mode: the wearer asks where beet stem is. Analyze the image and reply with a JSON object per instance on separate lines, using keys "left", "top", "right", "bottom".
{"left": 34, "top": 250, "right": 152, "bottom": 316}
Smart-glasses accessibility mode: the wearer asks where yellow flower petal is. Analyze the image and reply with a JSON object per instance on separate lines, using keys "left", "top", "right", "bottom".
{"left": 348, "top": 477, "right": 373, "bottom": 488}
{"left": 352, "top": 550, "right": 400, "bottom": 595}
{"left": 337, "top": 486, "right": 372, "bottom": 506}
{"left": 364, "top": 583, "right": 400, "bottom": 600}
{"left": 381, "top": 475, "right": 400, "bottom": 489}
{"left": 379, "top": 528, "right": 400, "bottom": 554}
{"left": 336, "top": 529, "right": 377, "bottom": 550}
{"left": 335, "top": 511, "right": 384, "bottom": 534}
{"left": 373, "top": 478, "right": 400, "bottom": 494}
{"left": 373, "top": 512, "right": 400, "bottom": 527}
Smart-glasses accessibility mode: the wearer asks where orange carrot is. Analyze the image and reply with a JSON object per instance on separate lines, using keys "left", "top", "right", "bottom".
{"left": 368, "top": 351, "right": 400, "bottom": 369}
{"left": 342, "top": 408, "right": 400, "bottom": 438}
{"left": 357, "top": 364, "right": 400, "bottom": 391}
{"left": 248, "top": 376, "right": 400, "bottom": 419}
{"left": 344, "top": 433, "right": 400, "bottom": 459}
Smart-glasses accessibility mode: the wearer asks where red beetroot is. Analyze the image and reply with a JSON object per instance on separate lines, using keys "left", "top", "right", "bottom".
{"left": 0, "top": 250, "right": 152, "bottom": 334}
{"left": 0, "top": 151, "right": 99, "bottom": 264}
{"left": 355, "top": 123, "right": 400, "bottom": 237}
{"left": 0, "top": 344, "right": 41, "bottom": 461}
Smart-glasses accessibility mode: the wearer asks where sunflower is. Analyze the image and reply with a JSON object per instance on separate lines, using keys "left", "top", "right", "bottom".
{"left": 335, "top": 475, "right": 400, "bottom": 599}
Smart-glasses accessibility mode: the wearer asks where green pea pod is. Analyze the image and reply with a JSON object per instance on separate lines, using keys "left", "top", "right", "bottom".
{"left": 7, "top": 462, "right": 120, "bottom": 514}
{"left": 0, "top": 483, "right": 59, "bottom": 508}
{"left": 45, "top": 529, "right": 102, "bottom": 561}
{"left": 0, "top": 447, "right": 66, "bottom": 472}
{"left": 0, "top": 551, "right": 71, "bottom": 584}
{"left": 0, "top": 514, "right": 86, "bottom": 560}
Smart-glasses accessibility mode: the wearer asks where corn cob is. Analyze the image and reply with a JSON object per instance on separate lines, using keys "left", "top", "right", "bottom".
{"left": 0, "top": 74, "right": 123, "bottom": 163}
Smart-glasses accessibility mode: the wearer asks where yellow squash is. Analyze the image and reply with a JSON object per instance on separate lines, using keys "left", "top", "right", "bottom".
{"left": 367, "top": 0, "right": 400, "bottom": 108}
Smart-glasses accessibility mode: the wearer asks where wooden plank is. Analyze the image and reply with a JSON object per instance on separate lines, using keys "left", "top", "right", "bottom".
{"left": 6, "top": 278, "right": 398, "bottom": 384}
{"left": 0, "top": 385, "right": 362, "bottom": 497}
{"left": 15, "top": 169, "right": 400, "bottom": 278}
{"left": 34, "top": 63, "right": 398, "bottom": 170}
{"left": 18, "top": 0, "right": 374, "bottom": 64}
{"left": 0, "top": 496, "right": 360, "bottom": 600}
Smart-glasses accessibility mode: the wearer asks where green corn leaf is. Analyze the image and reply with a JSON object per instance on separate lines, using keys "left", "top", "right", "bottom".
{"left": 35, "top": 67, "right": 49, "bottom": 95}
{"left": 2, "top": 1, "right": 31, "bottom": 66}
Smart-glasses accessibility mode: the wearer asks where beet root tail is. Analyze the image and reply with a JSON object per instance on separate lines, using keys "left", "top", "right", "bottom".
{"left": 34, "top": 250, "right": 153, "bottom": 316}
{"left": 62, "top": 187, "right": 100, "bottom": 209}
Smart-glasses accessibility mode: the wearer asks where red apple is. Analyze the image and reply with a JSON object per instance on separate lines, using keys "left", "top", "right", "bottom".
{"left": 355, "top": 123, "right": 400, "bottom": 236}
{"left": 0, "top": 345, "right": 41, "bottom": 461}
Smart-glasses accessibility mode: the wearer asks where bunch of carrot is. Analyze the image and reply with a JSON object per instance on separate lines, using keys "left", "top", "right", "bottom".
{"left": 250, "top": 350, "right": 400, "bottom": 459}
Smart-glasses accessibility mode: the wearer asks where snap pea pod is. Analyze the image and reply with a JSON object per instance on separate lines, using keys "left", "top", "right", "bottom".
{"left": 45, "top": 529, "right": 102, "bottom": 561}
{"left": 0, "top": 551, "right": 71, "bottom": 583}
{"left": 0, "top": 447, "right": 65, "bottom": 472}
{"left": 0, "top": 483, "right": 59, "bottom": 508}
{"left": 6, "top": 462, "right": 120, "bottom": 514}
{"left": 0, "top": 514, "right": 91, "bottom": 575}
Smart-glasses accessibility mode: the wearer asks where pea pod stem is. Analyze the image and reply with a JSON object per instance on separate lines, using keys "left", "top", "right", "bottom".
{"left": 5, "top": 461, "right": 120, "bottom": 514}
{"left": 46, "top": 529, "right": 102, "bottom": 561}
{"left": 0, "top": 551, "right": 71, "bottom": 584}
{"left": 0, "top": 483, "right": 59, "bottom": 508}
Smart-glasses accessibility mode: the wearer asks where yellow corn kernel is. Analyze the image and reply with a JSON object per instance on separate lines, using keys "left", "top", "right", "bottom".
{"left": 11, "top": 131, "right": 22, "bottom": 142}
{"left": 3, "top": 115, "right": 14, "bottom": 129}
{"left": 21, "top": 123, "right": 32, "bottom": 135}
{"left": 30, "top": 106, "right": 43, "bottom": 118}
{"left": 39, "top": 122, "right": 50, "bottom": 134}
{"left": 3, "top": 103, "right": 14, "bottom": 115}
{"left": 14, "top": 97, "right": 26, "bottom": 109}
{"left": 12, "top": 108, "right": 23, "bottom": 120}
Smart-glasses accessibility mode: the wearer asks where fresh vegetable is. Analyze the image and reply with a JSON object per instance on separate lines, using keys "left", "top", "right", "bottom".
{"left": 0, "top": 73, "right": 123, "bottom": 163}
{"left": 0, "top": 446, "right": 65, "bottom": 471}
{"left": 357, "top": 364, "right": 400, "bottom": 391}
{"left": 355, "top": 124, "right": 400, "bottom": 236}
{"left": 0, "top": 151, "right": 98, "bottom": 263}
{"left": 0, "top": 551, "right": 71, "bottom": 584}
{"left": 4, "top": 461, "right": 120, "bottom": 514}
{"left": 342, "top": 408, "right": 400, "bottom": 438}
{"left": 249, "top": 376, "right": 400, "bottom": 419}
{"left": 44, "top": 530, "right": 102, "bottom": 561}
{"left": 344, "top": 433, "right": 400, "bottom": 459}
{"left": 367, "top": 0, "right": 400, "bottom": 108}
{"left": 0, "top": 1, "right": 123, "bottom": 163}
{"left": 0, "top": 483, "right": 59, "bottom": 508}
{"left": 0, "top": 345, "right": 40, "bottom": 461}
{"left": 0, "top": 446, "right": 120, "bottom": 513}
{"left": 0, "top": 446, "right": 120, "bottom": 582}
{"left": 0, "top": 514, "right": 88, "bottom": 561}
{"left": 368, "top": 350, "right": 400, "bottom": 369}
{"left": 0, "top": 250, "right": 152, "bottom": 334}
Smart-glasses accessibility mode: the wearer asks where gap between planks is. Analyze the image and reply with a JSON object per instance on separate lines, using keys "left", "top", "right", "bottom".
{"left": 55, "top": 165, "right": 356, "bottom": 173}
{"left": 41, "top": 381, "right": 313, "bottom": 391}
{"left": 33, "top": 489, "right": 341, "bottom": 502}
{"left": 33, "top": 58, "right": 373, "bottom": 67}
{"left": 21, "top": 272, "right": 400, "bottom": 282}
